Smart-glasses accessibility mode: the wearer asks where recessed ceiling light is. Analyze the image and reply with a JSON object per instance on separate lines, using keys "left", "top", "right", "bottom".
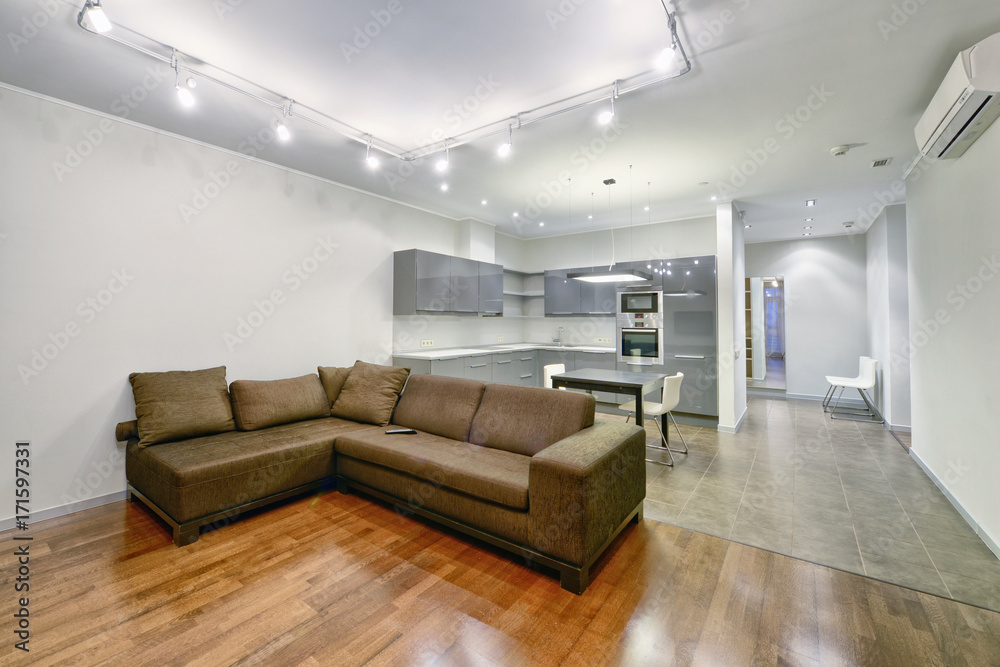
{"left": 804, "top": 226, "right": 812, "bottom": 230}
{"left": 644, "top": 206, "right": 650, "bottom": 211}
{"left": 694, "top": 260, "right": 699, "bottom": 264}
{"left": 440, "top": 183, "right": 448, "bottom": 192}
{"left": 805, "top": 218, "right": 814, "bottom": 222}
{"left": 587, "top": 214, "right": 593, "bottom": 219}
{"left": 539, "top": 222, "right": 544, "bottom": 227}
{"left": 806, "top": 199, "right": 816, "bottom": 207}
{"left": 710, "top": 195, "right": 718, "bottom": 201}
{"left": 512, "top": 212, "right": 519, "bottom": 217}
{"left": 685, "top": 270, "right": 691, "bottom": 275}
{"left": 803, "top": 233, "right": 812, "bottom": 236}
{"left": 481, "top": 199, "right": 487, "bottom": 205}
{"left": 744, "top": 224, "right": 751, "bottom": 229}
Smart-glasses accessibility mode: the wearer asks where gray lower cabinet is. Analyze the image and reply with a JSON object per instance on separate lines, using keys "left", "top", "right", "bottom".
{"left": 431, "top": 358, "right": 465, "bottom": 379}
{"left": 516, "top": 351, "right": 537, "bottom": 386}
{"left": 667, "top": 352, "right": 718, "bottom": 417}
{"left": 538, "top": 349, "right": 575, "bottom": 383}
{"left": 491, "top": 352, "right": 516, "bottom": 384}
{"left": 464, "top": 355, "right": 492, "bottom": 382}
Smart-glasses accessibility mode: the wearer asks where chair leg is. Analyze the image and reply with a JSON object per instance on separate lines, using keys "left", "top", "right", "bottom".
{"left": 667, "top": 412, "right": 688, "bottom": 454}
{"left": 645, "top": 418, "right": 674, "bottom": 466}
{"left": 822, "top": 385, "right": 836, "bottom": 409}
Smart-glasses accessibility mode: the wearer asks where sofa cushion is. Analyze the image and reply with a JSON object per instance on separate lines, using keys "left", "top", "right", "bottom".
{"left": 336, "top": 430, "right": 530, "bottom": 510}
{"left": 469, "top": 384, "right": 595, "bottom": 457}
{"left": 317, "top": 366, "right": 351, "bottom": 407}
{"left": 229, "top": 374, "right": 330, "bottom": 431}
{"left": 391, "top": 374, "right": 486, "bottom": 441}
{"left": 330, "top": 361, "right": 410, "bottom": 426}
{"left": 126, "top": 417, "right": 375, "bottom": 522}
{"left": 129, "top": 366, "right": 236, "bottom": 448}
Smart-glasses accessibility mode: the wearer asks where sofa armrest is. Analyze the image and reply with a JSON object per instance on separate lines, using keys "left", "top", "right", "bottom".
{"left": 526, "top": 420, "right": 646, "bottom": 566}
{"left": 116, "top": 420, "right": 139, "bottom": 443}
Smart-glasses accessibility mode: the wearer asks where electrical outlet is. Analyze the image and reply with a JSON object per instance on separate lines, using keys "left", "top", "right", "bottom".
{"left": 497, "top": 336, "right": 504, "bottom": 343}
{"left": 420, "top": 339, "right": 434, "bottom": 348}
{"left": 596, "top": 337, "right": 613, "bottom": 344}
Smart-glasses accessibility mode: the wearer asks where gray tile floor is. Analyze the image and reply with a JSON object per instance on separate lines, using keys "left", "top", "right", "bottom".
{"left": 601, "top": 397, "right": 1000, "bottom": 612}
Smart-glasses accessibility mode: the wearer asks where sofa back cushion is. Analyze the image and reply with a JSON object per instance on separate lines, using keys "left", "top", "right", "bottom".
{"left": 391, "top": 374, "right": 487, "bottom": 441}
{"left": 229, "top": 373, "right": 331, "bottom": 431}
{"left": 329, "top": 360, "right": 410, "bottom": 426}
{"left": 129, "top": 366, "right": 236, "bottom": 448}
{"left": 469, "top": 384, "right": 596, "bottom": 456}
{"left": 317, "top": 366, "right": 351, "bottom": 407}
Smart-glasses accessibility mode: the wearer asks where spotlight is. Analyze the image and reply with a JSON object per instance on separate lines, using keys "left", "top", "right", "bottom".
{"left": 276, "top": 100, "right": 292, "bottom": 142}
{"left": 176, "top": 86, "right": 195, "bottom": 107}
{"left": 498, "top": 125, "right": 512, "bottom": 157}
{"left": 656, "top": 42, "right": 676, "bottom": 69}
{"left": 436, "top": 144, "right": 449, "bottom": 172}
{"left": 172, "top": 51, "right": 194, "bottom": 108}
{"left": 598, "top": 84, "right": 617, "bottom": 125}
{"left": 365, "top": 138, "right": 379, "bottom": 169}
{"left": 79, "top": 0, "right": 112, "bottom": 33}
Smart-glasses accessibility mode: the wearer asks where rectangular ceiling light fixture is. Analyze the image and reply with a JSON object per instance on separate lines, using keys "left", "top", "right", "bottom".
{"left": 568, "top": 268, "right": 652, "bottom": 283}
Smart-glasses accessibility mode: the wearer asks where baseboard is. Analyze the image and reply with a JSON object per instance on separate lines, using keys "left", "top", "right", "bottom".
{"left": 718, "top": 405, "right": 749, "bottom": 434}
{"left": 889, "top": 424, "right": 911, "bottom": 434}
{"left": 0, "top": 490, "right": 127, "bottom": 533}
{"left": 908, "top": 449, "right": 1000, "bottom": 561}
{"left": 783, "top": 392, "right": 824, "bottom": 401}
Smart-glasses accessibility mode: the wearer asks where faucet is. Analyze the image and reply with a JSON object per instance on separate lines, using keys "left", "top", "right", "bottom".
{"left": 553, "top": 326, "right": 564, "bottom": 347}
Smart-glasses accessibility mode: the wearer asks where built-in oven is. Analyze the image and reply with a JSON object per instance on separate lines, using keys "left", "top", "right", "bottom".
{"left": 617, "top": 290, "right": 664, "bottom": 365}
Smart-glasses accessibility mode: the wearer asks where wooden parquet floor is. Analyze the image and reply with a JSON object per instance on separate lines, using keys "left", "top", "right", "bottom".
{"left": 2, "top": 488, "right": 999, "bottom": 666}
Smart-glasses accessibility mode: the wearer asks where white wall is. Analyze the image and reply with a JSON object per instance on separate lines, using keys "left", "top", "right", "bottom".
{"left": 906, "top": 121, "right": 1000, "bottom": 552}
{"left": 0, "top": 88, "right": 469, "bottom": 524}
{"left": 865, "top": 204, "right": 911, "bottom": 429}
{"left": 745, "top": 235, "right": 868, "bottom": 398}
{"left": 716, "top": 202, "right": 747, "bottom": 431}
{"left": 516, "top": 217, "right": 716, "bottom": 273}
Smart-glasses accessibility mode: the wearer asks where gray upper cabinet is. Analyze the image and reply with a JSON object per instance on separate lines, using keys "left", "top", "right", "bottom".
{"left": 580, "top": 280, "right": 617, "bottom": 315}
{"left": 451, "top": 256, "right": 480, "bottom": 313}
{"left": 478, "top": 262, "right": 503, "bottom": 314}
{"left": 394, "top": 249, "right": 503, "bottom": 315}
{"left": 544, "top": 270, "right": 581, "bottom": 316}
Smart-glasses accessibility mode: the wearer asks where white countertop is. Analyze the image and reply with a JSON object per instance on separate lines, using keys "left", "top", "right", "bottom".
{"left": 393, "top": 344, "right": 614, "bottom": 360}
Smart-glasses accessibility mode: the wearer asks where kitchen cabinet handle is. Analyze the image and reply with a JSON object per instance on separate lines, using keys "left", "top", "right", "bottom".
{"left": 520, "top": 374, "right": 533, "bottom": 379}
{"left": 520, "top": 356, "right": 534, "bottom": 361}
{"left": 496, "top": 360, "right": 512, "bottom": 364}
{"left": 674, "top": 355, "right": 706, "bottom": 360}
{"left": 469, "top": 363, "right": 488, "bottom": 368}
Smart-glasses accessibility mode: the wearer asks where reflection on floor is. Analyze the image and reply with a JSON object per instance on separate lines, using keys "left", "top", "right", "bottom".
{"left": 600, "top": 397, "right": 1000, "bottom": 612}
{"left": 747, "top": 356, "right": 786, "bottom": 390}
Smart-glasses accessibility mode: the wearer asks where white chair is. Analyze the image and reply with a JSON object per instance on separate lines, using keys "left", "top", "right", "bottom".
{"left": 621, "top": 372, "right": 687, "bottom": 466}
{"left": 543, "top": 363, "right": 566, "bottom": 389}
{"left": 826, "top": 357, "right": 884, "bottom": 423}
{"left": 822, "top": 356, "right": 870, "bottom": 409}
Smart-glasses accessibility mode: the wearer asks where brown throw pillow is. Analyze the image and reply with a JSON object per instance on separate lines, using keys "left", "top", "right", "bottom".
{"left": 129, "top": 366, "right": 236, "bottom": 448}
{"left": 330, "top": 360, "right": 410, "bottom": 426}
{"left": 230, "top": 374, "right": 331, "bottom": 431}
{"left": 317, "top": 366, "right": 352, "bottom": 407}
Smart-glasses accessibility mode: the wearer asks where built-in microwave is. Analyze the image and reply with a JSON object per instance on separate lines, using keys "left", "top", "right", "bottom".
{"left": 618, "top": 290, "right": 662, "bottom": 315}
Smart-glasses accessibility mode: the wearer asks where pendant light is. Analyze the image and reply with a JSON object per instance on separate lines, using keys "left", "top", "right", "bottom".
{"left": 569, "top": 176, "right": 650, "bottom": 283}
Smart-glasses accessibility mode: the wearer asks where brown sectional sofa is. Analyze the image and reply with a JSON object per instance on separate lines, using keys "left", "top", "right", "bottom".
{"left": 117, "top": 361, "right": 646, "bottom": 593}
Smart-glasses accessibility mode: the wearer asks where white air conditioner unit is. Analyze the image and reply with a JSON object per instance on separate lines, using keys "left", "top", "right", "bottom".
{"left": 915, "top": 32, "right": 1000, "bottom": 159}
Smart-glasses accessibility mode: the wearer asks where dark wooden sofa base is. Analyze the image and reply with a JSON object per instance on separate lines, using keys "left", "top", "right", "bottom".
{"left": 127, "top": 481, "right": 327, "bottom": 547}
{"left": 336, "top": 475, "right": 643, "bottom": 595}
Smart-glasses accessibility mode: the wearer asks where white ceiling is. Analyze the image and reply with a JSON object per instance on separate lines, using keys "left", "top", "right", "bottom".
{"left": 2, "top": 0, "right": 1000, "bottom": 243}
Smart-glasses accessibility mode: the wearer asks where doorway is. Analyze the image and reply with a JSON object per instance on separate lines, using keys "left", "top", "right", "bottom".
{"left": 747, "top": 276, "right": 786, "bottom": 391}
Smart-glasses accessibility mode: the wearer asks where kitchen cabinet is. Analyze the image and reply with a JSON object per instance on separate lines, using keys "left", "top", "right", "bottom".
{"left": 479, "top": 262, "right": 504, "bottom": 314}
{"left": 394, "top": 249, "right": 503, "bottom": 315}
{"left": 538, "top": 348, "right": 575, "bottom": 377}
{"left": 544, "top": 270, "right": 581, "bottom": 316}
{"left": 579, "top": 280, "right": 617, "bottom": 315}
{"left": 516, "top": 351, "right": 537, "bottom": 386}
{"left": 491, "top": 352, "right": 517, "bottom": 384}
{"left": 464, "top": 355, "right": 492, "bottom": 382}
{"left": 574, "top": 351, "right": 618, "bottom": 402}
